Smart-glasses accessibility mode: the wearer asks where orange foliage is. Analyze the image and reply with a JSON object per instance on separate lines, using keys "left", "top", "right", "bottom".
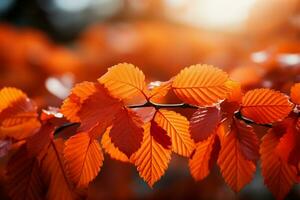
{"left": 1, "top": 63, "right": 300, "bottom": 200}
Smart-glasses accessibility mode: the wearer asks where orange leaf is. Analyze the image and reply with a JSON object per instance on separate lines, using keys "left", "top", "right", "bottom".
{"left": 154, "top": 109, "right": 194, "bottom": 157}
{"left": 101, "top": 127, "right": 129, "bottom": 162}
{"left": 190, "top": 107, "right": 221, "bottom": 142}
{"left": 225, "top": 79, "right": 242, "bottom": 103}
{"left": 64, "top": 132, "right": 104, "bottom": 188}
{"left": 6, "top": 145, "right": 45, "bottom": 200}
{"left": 172, "top": 64, "right": 230, "bottom": 106}
{"left": 290, "top": 83, "right": 300, "bottom": 105}
{"left": 98, "top": 63, "right": 147, "bottom": 104}
{"left": 275, "top": 118, "right": 300, "bottom": 167}
{"left": 77, "top": 83, "right": 122, "bottom": 132}
{"left": 241, "top": 89, "right": 293, "bottom": 124}
{"left": 217, "top": 120, "right": 256, "bottom": 192}
{"left": 147, "top": 80, "right": 173, "bottom": 102}
{"left": 61, "top": 81, "right": 97, "bottom": 122}
{"left": 189, "top": 134, "right": 220, "bottom": 181}
{"left": 42, "top": 139, "right": 80, "bottom": 200}
{"left": 260, "top": 128, "right": 298, "bottom": 200}
{"left": 0, "top": 87, "right": 40, "bottom": 140}
{"left": 131, "top": 123, "right": 172, "bottom": 187}
{"left": 109, "top": 108, "right": 144, "bottom": 157}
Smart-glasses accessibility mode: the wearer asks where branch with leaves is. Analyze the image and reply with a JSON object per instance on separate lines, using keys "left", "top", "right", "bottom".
{"left": 1, "top": 63, "right": 300, "bottom": 200}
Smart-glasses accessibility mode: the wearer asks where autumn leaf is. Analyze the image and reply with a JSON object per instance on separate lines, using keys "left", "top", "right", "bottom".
{"left": 131, "top": 123, "right": 172, "bottom": 187}
{"left": 0, "top": 87, "right": 40, "bottom": 140}
{"left": 64, "top": 132, "right": 104, "bottom": 188}
{"left": 217, "top": 119, "right": 257, "bottom": 192}
{"left": 26, "top": 123, "right": 54, "bottom": 157}
{"left": 101, "top": 127, "right": 129, "bottom": 162}
{"left": 98, "top": 63, "right": 147, "bottom": 104}
{"left": 189, "top": 107, "right": 221, "bottom": 142}
{"left": 172, "top": 64, "right": 230, "bottom": 106}
{"left": 61, "top": 81, "right": 97, "bottom": 122}
{"left": 147, "top": 80, "right": 173, "bottom": 102}
{"left": 189, "top": 134, "right": 220, "bottom": 181}
{"left": 260, "top": 127, "right": 298, "bottom": 200}
{"left": 150, "top": 120, "right": 171, "bottom": 149}
{"left": 225, "top": 79, "right": 242, "bottom": 103}
{"left": 233, "top": 119, "right": 260, "bottom": 161}
{"left": 241, "top": 89, "right": 293, "bottom": 124}
{"left": 6, "top": 145, "right": 46, "bottom": 200}
{"left": 76, "top": 83, "right": 122, "bottom": 133}
{"left": 154, "top": 109, "right": 194, "bottom": 157}
{"left": 290, "top": 83, "right": 300, "bottom": 105}
{"left": 275, "top": 118, "right": 300, "bottom": 167}
{"left": 42, "top": 139, "right": 80, "bottom": 200}
{"left": 109, "top": 108, "right": 144, "bottom": 157}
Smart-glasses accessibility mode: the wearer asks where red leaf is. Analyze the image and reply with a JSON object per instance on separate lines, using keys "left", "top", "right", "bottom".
{"left": 77, "top": 83, "right": 122, "bottom": 133}
{"left": 233, "top": 118, "right": 260, "bottom": 161}
{"left": 6, "top": 145, "right": 46, "bottom": 200}
{"left": 190, "top": 107, "right": 221, "bottom": 142}
{"left": 109, "top": 108, "right": 144, "bottom": 157}
{"left": 150, "top": 120, "right": 171, "bottom": 149}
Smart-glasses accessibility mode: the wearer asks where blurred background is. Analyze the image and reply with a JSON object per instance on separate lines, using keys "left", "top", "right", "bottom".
{"left": 0, "top": 0, "right": 300, "bottom": 199}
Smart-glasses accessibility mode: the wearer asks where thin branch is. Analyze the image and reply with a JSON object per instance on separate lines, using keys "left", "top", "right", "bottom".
{"left": 54, "top": 122, "right": 80, "bottom": 135}
{"left": 234, "top": 111, "right": 273, "bottom": 128}
{"left": 127, "top": 101, "right": 198, "bottom": 109}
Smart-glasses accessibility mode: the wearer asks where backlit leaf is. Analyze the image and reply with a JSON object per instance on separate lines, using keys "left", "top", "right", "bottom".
{"left": 172, "top": 64, "right": 230, "bottom": 106}
{"left": 147, "top": 80, "right": 173, "bottom": 102}
{"left": 290, "top": 83, "right": 300, "bottom": 105}
{"left": 109, "top": 108, "right": 144, "bottom": 157}
{"left": 189, "top": 134, "right": 220, "bottom": 181}
{"left": 241, "top": 89, "right": 292, "bottom": 124}
{"left": 77, "top": 83, "right": 122, "bottom": 132}
{"left": 154, "top": 109, "right": 194, "bottom": 157}
{"left": 42, "top": 139, "right": 80, "bottom": 200}
{"left": 150, "top": 120, "right": 171, "bottom": 149}
{"left": 61, "top": 81, "right": 97, "bottom": 122}
{"left": 261, "top": 128, "right": 298, "bottom": 200}
{"left": 233, "top": 119, "right": 260, "bottom": 161}
{"left": 0, "top": 87, "right": 40, "bottom": 140}
{"left": 6, "top": 145, "right": 45, "bottom": 200}
{"left": 98, "top": 63, "right": 147, "bottom": 104}
{"left": 217, "top": 120, "right": 256, "bottom": 192}
{"left": 275, "top": 118, "right": 300, "bottom": 167}
{"left": 190, "top": 107, "right": 221, "bottom": 142}
{"left": 101, "top": 127, "right": 129, "bottom": 162}
{"left": 64, "top": 132, "right": 104, "bottom": 188}
{"left": 131, "top": 123, "right": 172, "bottom": 187}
